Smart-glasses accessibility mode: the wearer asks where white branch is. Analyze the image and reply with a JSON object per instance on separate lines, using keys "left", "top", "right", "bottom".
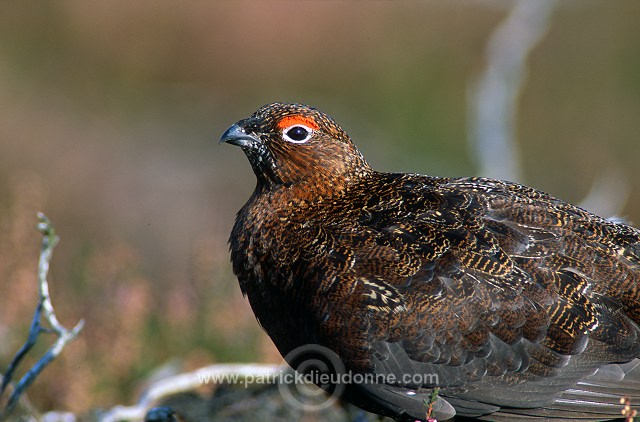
{"left": 579, "top": 169, "right": 630, "bottom": 219}
{"left": 469, "top": 0, "right": 557, "bottom": 182}
{"left": 99, "top": 363, "right": 281, "bottom": 422}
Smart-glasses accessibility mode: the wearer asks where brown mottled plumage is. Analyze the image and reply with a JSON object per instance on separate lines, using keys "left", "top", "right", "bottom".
{"left": 221, "top": 103, "right": 640, "bottom": 421}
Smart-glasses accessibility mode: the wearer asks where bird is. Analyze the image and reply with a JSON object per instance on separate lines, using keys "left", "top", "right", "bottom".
{"left": 220, "top": 102, "right": 640, "bottom": 421}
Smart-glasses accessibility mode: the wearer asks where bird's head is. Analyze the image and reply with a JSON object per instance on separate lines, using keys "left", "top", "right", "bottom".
{"left": 221, "top": 103, "right": 371, "bottom": 192}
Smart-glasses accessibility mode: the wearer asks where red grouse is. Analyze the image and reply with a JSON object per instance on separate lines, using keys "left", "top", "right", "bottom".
{"left": 221, "top": 102, "right": 640, "bottom": 421}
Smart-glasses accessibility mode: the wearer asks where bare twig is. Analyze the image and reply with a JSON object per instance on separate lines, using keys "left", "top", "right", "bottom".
{"left": 0, "top": 301, "right": 45, "bottom": 400}
{"left": 0, "top": 213, "right": 85, "bottom": 420}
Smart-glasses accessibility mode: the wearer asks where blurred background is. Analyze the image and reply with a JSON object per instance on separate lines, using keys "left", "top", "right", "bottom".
{"left": 0, "top": 0, "right": 639, "bottom": 415}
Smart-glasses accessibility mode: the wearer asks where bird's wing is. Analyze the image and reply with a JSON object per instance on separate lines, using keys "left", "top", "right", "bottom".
{"left": 309, "top": 175, "right": 640, "bottom": 419}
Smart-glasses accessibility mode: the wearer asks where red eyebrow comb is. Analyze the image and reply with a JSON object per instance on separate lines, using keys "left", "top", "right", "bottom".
{"left": 276, "top": 115, "right": 319, "bottom": 131}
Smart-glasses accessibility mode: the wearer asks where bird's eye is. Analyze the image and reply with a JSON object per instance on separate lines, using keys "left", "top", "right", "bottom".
{"left": 283, "top": 125, "right": 313, "bottom": 143}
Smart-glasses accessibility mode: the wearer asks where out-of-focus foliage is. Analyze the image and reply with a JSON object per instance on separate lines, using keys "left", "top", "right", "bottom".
{"left": 0, "top": 0, "right": 639, "bottom": 413}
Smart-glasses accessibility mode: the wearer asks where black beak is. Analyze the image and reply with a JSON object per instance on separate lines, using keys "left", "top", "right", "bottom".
{"left": 220, "top": 123, "right": 260, "bottom": 148}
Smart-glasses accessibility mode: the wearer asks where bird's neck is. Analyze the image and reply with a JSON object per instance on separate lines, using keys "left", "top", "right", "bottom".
{"left": 255, "top": 167, "right": 370, "bottom": 208}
